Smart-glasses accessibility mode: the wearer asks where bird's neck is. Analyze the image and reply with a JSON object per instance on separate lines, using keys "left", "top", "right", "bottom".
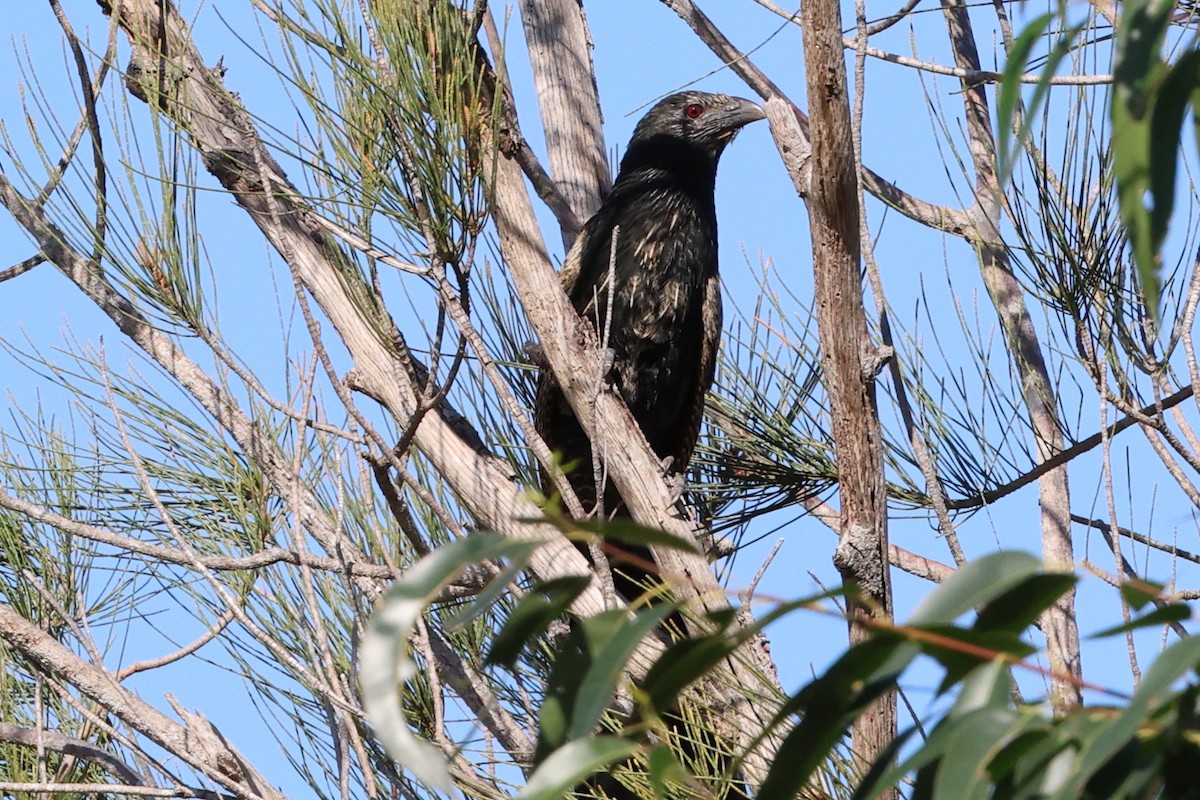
{"left": 613, "top": 135, "right": 720, "bottom": 199}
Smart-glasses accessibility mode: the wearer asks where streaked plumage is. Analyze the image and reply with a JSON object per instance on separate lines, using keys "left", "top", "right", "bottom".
{"left": 536, "top": 91, "right": 765, "bottom": 525}
{"left": 534, "top": 90, "right": 764, "bottom": 800}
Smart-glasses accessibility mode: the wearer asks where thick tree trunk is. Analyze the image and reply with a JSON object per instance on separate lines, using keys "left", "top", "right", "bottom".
{"left": 801, "top": 0, "right": 896, "bottom": 784}
{"left": 519, "top": 0, "right": 610, "bottom": 247}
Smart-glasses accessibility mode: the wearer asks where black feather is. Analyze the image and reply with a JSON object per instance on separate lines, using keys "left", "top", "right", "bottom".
{"left": 533, "top": 91, "right": 763, "bottom": 799}
{"left": 536, "top": 90, "right": 764, "bottom": 524}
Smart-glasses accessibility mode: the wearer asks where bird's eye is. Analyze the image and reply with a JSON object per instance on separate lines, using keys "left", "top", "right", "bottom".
{"left": 684, "top": 103, "right": 704, "bottom": 119}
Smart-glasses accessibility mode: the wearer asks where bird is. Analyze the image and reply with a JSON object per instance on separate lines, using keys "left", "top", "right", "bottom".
{"left": 532, "top": 92, "right": 763, "bottom": 799}
{"left": 535, "top": 90, "right": 765, "bottom": 598}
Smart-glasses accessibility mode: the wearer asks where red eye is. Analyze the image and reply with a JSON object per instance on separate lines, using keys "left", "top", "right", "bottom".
{"left": 684, "top": 103, "right": 704, "bottom": 119}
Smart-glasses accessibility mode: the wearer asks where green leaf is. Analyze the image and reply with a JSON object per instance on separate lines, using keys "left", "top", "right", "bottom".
{"left": 924, "top": 627, "right": 1036, "bottom": 695}
{"left": 758, "top": 637, "right": 918, "bottom": 800}
{"left": 856, "top": 714, "right": 976, "bottom": 800}
{"left": 486, "top": 575, "right": 592, "bottom": 667}
{"left": 950, "top": 658, "right": 1012, "bottom": 717}
{"left": 538, "top": 610, "right": 623, "bottom": 755}
{"left": 1112, "top": 94, "right": 1157, "bottom": 311}
{"left": 443, "top": 557, "right": 530, "bottom": 631}
{"left": 984, "top": 722, "right": 1056, "bottom": 791}
{"left": 933, "top": 708, "right": 1024, "bottom": 800}
{"left": 359, "top": 533, "right": 546, "bottom": 791}
{"left": 1090, "top": 602, "right": 1191, "bottom": 638}
{"left": 1114, "top": 0, "right": 1177, "bottom": 106}
{"left": 647, "top": 744, "right": 689, "bottom": 800}
{"left": 642, "top": 589, "right": 847, "bottom": 717}
{"left": 908, "top": 551, "right": 1043, "bottom": 626}
{"left": 973, "top": 573, "right": 1077, "bottom": 635}
{"left": 997, "top": 12, "right": 1053, "bottom": 184}
{"left": 1055, "top": 635, "right": 1200, "bottom": 797}
{"left": 571, "top": 517, "right": 702, "bottom": 553}
{"left": 1118, "top": 578, "right": 1167, "bottom": 611}
{"left": 997, "top": 16, "right": 1084, "bottom": 186}
{"left": 519, "top": 737, "right": 640, "bottom": 800}
{"left": 569, "top": 605, "right": 675, "bottom": 741}
{"left": 850, "top": 727, "right": 921, "bottom": 800}
{"left": 1112, "top": 0, "right": 1180, "bottom": 316}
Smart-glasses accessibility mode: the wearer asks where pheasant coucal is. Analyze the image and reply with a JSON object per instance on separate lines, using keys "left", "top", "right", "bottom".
{"left": 534, "top": 90, "right": 765, "bottom": 602}
{"left": 533, "top": 91, "right": 764, "bottom": 800}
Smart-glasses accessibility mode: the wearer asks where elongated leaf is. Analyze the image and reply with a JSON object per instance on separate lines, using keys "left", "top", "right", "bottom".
{"left": 1055, "top": 635, "right": 1200, "bottom": 797}
{"left": 486, "top": 575, "right": 592, "bottom": 667}
{"left": 538, "top": 610, "right": 627, "bottom": 755}
{"left": 1118, "top": 578, "right": 1167, "bottom": 612}
{"left": 997, "top": 16, "right": 1084, "bottom": 185}
{"left": 1112, "top": 94, "right": 1157, "bottom": 309}
{"left": 570, "top": 517, "right": 702, "bottom": 553}
{"left": 570, "top": 605, "right": 674, "bottom": 740}
{"left": 642, "top": 591, "right": 844, "bottom": 721}
{"left": 1090, "top": 602, "right": 1190, "bottom": 638}
{"left": 1114, "top": 0, "right": 1177, "bottom": 104}
{"left": 359, "top": 533, "right": 545, "bottom": 791}
{"left": 950, "top": 658, "right": 1012, "bottom": 717}
{"left": 647, "top": 744, "right": 689, "bottom": 800}
{"left": 1140, "top": 50, "right": 1200, "bottom": 307}
{"left": 1112, "top": 0, "right": 1179, "bottom": 314}
{"left": 973, "top": 574, "right": 1077, "bottom": 635}
{"left": 926, "top": 627, "right": 1036, "bottom": 695}
{"left": 520, "top": 737, "right": 640, "bottom": 800}
{"left": 444, "top": 557, "right": 531, "bottom": 630}
{"left": 997, "top": 12, "right": 1053, "bottom": 184}
{"left": 908, "top": 551, "right": 1042, "bottom": 626}
{"left": 934, "top": 708, "right": 1023, "bottom": 800}
{"left": 758, "top": 637, "right": 918, "bottom": 800}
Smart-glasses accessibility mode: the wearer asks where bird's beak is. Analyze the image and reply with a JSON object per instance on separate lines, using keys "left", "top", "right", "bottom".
{"left": 712, "top": 97, "right": 767, "bottom": 141}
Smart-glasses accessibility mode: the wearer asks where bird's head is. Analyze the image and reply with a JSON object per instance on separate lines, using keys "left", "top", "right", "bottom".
{"left": 630, "top": 91, "right": 766, "bottom": 160}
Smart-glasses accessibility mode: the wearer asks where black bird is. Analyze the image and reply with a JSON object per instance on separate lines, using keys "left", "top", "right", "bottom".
{"left": 536, "top": 90, "right": 765, "bottom": 530}
{"left": 533, "top": 90, "right": 765, "bottom": 800}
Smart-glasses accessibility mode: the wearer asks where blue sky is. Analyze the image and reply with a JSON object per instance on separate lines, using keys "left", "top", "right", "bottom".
{"left": 2, "top": 1, "right": 1197, "bottom": 797}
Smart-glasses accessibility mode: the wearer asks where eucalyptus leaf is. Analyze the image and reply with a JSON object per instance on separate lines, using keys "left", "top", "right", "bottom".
{"left": 1090, "top": 603, "right": 1190, "bottom": 638}
{"left": 359, "top": 533, "right": 545, "bottom": 791}
{"left": 519, "top": 737, "right": 640, "bottom": 800}
{"left": 908, "top": 551, "right": 1042, "bottom": 626}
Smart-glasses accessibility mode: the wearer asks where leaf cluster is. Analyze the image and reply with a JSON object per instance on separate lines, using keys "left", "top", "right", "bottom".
{"left": 363, "top": 540, "right": 1198, "bottom": 800}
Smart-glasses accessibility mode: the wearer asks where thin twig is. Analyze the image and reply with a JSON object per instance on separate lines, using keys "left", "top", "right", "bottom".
{"left": 0, "top": 254, "right": 44, "bottom": 282}
{"left": 0, "top": 486, "right": 406, "bottom": 579}
{"left": 0, "top": 723, "right": 144, "bottom": 786}
{"left": 0, "top": 784, "right": 219, "bottom": 798}
{"left": 117, "top": 611, "right": 237, "bottom": 680}
{"left": 944, "top": 383, "right": 1196, "bottom": 509}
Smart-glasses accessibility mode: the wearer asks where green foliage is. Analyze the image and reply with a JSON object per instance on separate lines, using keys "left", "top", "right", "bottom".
{"left": 996, "top": 12, "right": 1085, "bottom": 185}
{"left": 362, "top": 541, "right": 1196, "bottom": 799}
{"left": 998, "top": 0, "right": 1200, "bottom": 317}
{"left": 1111, "top": 0, "right": 1192, "bottom": 316}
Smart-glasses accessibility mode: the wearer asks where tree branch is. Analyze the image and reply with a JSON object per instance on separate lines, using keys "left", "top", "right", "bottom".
{"left": 0, "top": 722, "right": 145, "bottom": 786}
{"left": 0, "top": 604, "right": 286, "bottom": 800}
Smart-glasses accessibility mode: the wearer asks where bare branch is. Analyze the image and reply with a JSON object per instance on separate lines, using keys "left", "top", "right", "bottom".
{"left": 0, "top": 784, "right": 223, "bottom": 799}
{"left": 943, "top": 383, "right": 1196, "bottom": 510}
{"left": 802, "top": 0, "right": 895, "bottom": 777}
{"left": 940, "top": 0, "right": 1081, "bottom": 711}
{"left": 0, "top": 485, "right": 397, "bottom": 580}
{"left": 0, "top": 254, "right": 44, "bottom": 282}
{"left": 519, "top": 0, "right": 610, "bottom": 245}
{"left": 0, "top": 723, "right": 145, "bottom": 786}
{"left": 117, "top": 611, "right": 237, "bottom": 680}
{"left": 0, "top": 604, "right": 287, "bottom": 800}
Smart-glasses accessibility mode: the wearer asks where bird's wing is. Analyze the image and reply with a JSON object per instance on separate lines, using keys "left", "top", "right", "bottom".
{"left": 556, "top": 213, "right": 598, "bottom": 301}
{"left": 674, "top": 272, "right": 723, "bottom": 470}
{"left": 558, "top": 203, "right": 628, "bottom": 320}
